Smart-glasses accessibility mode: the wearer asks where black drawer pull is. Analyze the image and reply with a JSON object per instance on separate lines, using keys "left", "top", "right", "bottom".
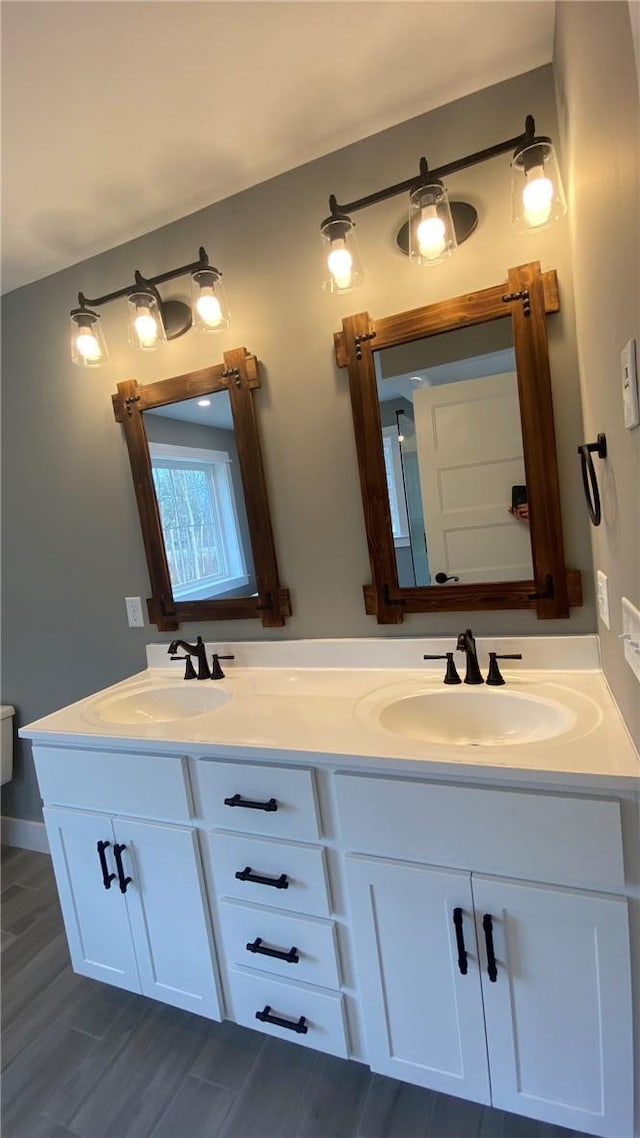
{"left": 97, "top": 840, "right": 116, "bottom": 890}
{"left": 235, "top": 866, "right": 289, "bottom": 889}
{"left": 482, "top": 913, "right": 498, "bottom": 982}
{"left": 224, "top": 793, "right": 278, "bottom": 812}
{"left": 246, "top": 937, "right": 299, "bottom": 964}
{"left": 255, "top": 1005, "right": 308, "bottom": 1034}
{"left": 113, "top": 843, "right": 132, "bottom": 895}
{"left": 452, "top": 907, "right": 468, "bottom": 975}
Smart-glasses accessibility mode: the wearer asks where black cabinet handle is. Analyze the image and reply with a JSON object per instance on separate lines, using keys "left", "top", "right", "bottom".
{"left": 482, "top": 913, "right": 498, "bottom": 982}
{"left": 246, "top": 937, "right": 299, "bottom": 964}
{"left": 255, "top": 1005, "right": 308, "bottom": 1034}
{"left": 113, "top": 843, "right": 132, "bottom": 895}
{"left": 224, "top": 793, "right": 278, "bottom": 813}
{"left": 452, "top": 908, "right": 468, "bottom": 975}
{"left": 96, "top": 840, "right": 116, "bottom": 890}
{"left": 235, "top": 866, "right": 289, "bottom": 889}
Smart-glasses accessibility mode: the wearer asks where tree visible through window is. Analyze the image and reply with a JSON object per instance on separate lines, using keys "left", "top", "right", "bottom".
{"left": 150, "top": 443, "right": 249, "bottom": 601}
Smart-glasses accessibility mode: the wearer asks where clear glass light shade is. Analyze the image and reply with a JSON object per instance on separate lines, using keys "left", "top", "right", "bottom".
{"left": 511, "top": 142, "right": 567, "bottom": 233}
{"left": 409, "top": 184, "right": 457, "bottom": 266}
{"left": 321, "top": 217, "right": 363, "bottom": 293}
{"left": 191, "top": 269, "right": 230, "bottom": 332}
{"left": 70, "top": 309, "right": 109, "bottom": 367}
{"left": 127, "top": 290, "right": 167, "bottom": 351}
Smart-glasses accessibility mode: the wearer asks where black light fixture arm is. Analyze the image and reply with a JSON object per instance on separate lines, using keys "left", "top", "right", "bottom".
{"left": 325, "top": 116, "right": 537, "bottom": 219}
{"left": 76, "top": 246, "right": 217, "bottom": 310}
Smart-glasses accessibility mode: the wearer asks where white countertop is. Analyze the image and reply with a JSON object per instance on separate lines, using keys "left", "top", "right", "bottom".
{"left": 19, "top": 636, "right": 640, "bottom": 792}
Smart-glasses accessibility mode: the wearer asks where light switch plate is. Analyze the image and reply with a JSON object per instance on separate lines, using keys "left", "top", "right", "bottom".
{"left": 596, "top": 570, "right": 610, "bottom": 629}
{"left": 621, "top": 597, "right": 640, "bottom": 683}
{"left": 621, "top": 339, "right": 639, "bottom": 429}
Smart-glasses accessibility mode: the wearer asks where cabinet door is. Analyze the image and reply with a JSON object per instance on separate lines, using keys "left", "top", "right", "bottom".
{"left": 112, "top": 818, "right": 221, "bottom": 1020}
{"left": 473, "top": 876, "right": 633, "bottom": 1138}
{"left": 346, "top": 856, "right": 490, "bottom": 1104}
{"left": 43, "top": 807, "right": 140, "bottom": 992}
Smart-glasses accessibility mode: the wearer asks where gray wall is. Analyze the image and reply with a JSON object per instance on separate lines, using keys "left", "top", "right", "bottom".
{"left": 554, "top": 1, "right": 640, "bottom": 747}
{"left": 2, "top": 65, "right": 594, "bottom": 822}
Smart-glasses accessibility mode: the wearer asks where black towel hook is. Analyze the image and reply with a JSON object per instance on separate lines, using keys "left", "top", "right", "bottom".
{"left": 577, "top": 434, "right": 607, "bottom": 526}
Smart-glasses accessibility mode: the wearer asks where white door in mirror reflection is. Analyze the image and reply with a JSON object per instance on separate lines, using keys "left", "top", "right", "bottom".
{"left": 414, "top": 373, "right": 533, "bottom": 584}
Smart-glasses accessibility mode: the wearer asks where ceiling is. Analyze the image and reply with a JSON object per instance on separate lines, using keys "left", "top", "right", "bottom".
{"left": 1, "top": 0, "right": 555, "bottom": 295}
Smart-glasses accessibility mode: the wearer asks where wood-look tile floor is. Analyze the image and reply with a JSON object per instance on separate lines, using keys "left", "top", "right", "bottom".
{"left": 1, "top": 846, "right": 591, "bottom": 1138}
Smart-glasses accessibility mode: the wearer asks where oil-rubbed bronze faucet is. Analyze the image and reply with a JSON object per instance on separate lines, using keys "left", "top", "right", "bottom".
{"left": 210, "top": 653, "right": 235, "bottom": 680}
{"left": 456, "top": 629, "right": 484, "bottom": 685}
{"left": 486, "top": 651, "right": 523, "bottom": 686}
{"left": 423, "top": 652, "right": 462, "bottom": 685}
{"left": 168, "top": 635, "right": 210, "bottom": 680}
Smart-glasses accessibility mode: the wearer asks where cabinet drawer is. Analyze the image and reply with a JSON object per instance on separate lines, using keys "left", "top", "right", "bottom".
{"left": 191, "top": 760, "right": 320, "bottom": 840}
{"left": 207, "top": 832, "right": 331, "bottom": 916}
{"left": 227, "top": 967, "right": 348, "bottom": 1058}
{"left": 33, "top": 745, "right": 191, "bottom": 822}
{"left": 218, "top": 900, "right": 341, "bottom": 989}
{"left": 335, "top": 774, "right": 625, "bottom": 890}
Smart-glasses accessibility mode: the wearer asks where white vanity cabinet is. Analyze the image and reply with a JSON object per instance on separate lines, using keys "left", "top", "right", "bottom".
{"left": 191, "top": 758, "right": 349, "bottom": 1058}
{"left": 472, "top": 875, "right": 631, "bottom": 1128}
{"left": 345, "top": 856, "right": 492, "bottom": 1103}
{"left": 27, "top": 726, "right": 637, "bottom": 1138}
{"left": 337, "top": 773, "right": 634, "bottom": 1138}
{"left": 35, "top": 746, "right": 221, "bottom": 1021}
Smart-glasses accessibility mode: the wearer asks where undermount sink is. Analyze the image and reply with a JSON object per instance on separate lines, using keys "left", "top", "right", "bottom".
{"left": 91, "top": 684, "right": 230, "bottom": 726}
{"left": 376, "top": 688, "right": 577, "bottom": 747}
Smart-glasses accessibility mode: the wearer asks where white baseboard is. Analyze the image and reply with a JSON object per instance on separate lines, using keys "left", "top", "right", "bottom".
{"left": 1, "top": 816, "right": 49, "bottom": 854}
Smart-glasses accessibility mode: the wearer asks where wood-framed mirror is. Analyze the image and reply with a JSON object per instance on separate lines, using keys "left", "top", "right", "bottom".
{"left": 112, "top": 346, "right": 291, "bottom": 631}
{"left": 335, "top": 261, "right": 582, "bottom": 623}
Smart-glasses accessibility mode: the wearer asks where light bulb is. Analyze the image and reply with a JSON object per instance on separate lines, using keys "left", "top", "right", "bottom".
{"left": 522, "top": 164, "right": 554, "bottom": 227}
{"left": 417, "top": 206, "right": 446, "bottom": 259}
{"left": 134, "top": 307, "right": 159, "bottom": 347}
{"left": 76, "top": 330, "right": 102, "bottom": 361}
{"left": 196, "top": 288, "right": 223, "bottom": 328}
{"left": 327, "top": 239, "right": 353, "bottom": 290}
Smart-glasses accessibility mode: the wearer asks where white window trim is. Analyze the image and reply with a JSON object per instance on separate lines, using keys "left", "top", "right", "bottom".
{"left": 149, "top": 441, "right": 250, "bottom": 600}
{"left": 149, "top": 442, "right": 231, "bottom": 467}
{"left": 382, "top": 426, "right": 410, "bottom": 546}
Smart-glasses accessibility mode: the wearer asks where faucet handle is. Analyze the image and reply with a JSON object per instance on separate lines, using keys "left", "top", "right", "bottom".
{"left": 171, "top": 654, "right": 197, "bottom": 680}
{"left": 423, "top": 652, "right": 462, "bottom": 685}
{"left": 210, "top": 654, "right": 235, "bottom": 680}
{"left": 486, "top": 652, "right": 523, "bottom": 686}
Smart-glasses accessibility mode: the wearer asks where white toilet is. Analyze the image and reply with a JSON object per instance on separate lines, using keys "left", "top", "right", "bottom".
{"left": 1, "top": 705, "right": 15, "bottom": 785}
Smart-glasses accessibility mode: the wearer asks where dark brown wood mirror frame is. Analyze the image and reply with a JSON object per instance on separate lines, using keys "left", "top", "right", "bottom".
{"left": 335, "top": 261, "right": 582, "bottom": 623}
{"left": 112, "top": 346, "right": 291, "bottom": 631}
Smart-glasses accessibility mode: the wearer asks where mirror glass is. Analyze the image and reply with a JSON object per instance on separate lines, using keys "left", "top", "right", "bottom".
{"left": 374, "top": 319, "right": 533, "bottom": 589}
{"left": 144, "top": 391, "right": 257, "bottom": 602}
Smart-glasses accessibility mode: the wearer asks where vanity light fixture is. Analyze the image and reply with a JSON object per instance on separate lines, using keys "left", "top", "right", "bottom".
{"left": 321, "top": 115, "right": 566, "bottom": 292}
{"left": 320, "top": 211, "right": 364, "bottom": 293}
{"left": 70, "top": 246, "right": 230, "bottom": 368}
{"left": 69, "top": 305, "right": 109, "bottom": 367}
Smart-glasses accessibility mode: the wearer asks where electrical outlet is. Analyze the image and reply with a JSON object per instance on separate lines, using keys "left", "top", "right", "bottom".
{"left": 621, "top": 597, "right": 640, "bottom": 683}
{"left": 596, "top": 570, "right": 610, "bottom": 629}
{"left": 621, "top": 339, "right": 639, "bottom": 429}
{"left": 125, "top": 596, "right": 145, "bottom": 628}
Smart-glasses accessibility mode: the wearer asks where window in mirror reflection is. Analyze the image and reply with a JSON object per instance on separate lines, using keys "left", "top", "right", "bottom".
{"left": 144, "top": 391, "right": 256, "bottom": 602}
{"left": 375, "top": 320, "right": 534, "bottom": 588}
